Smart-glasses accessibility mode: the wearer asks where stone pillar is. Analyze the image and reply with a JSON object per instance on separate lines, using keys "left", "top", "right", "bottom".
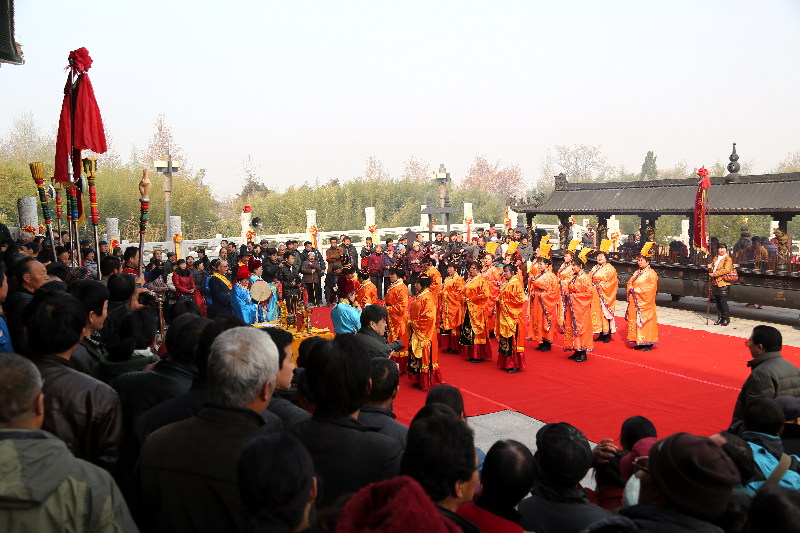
{"left": 364, "top": 207, "right": 375, "bottom": 229}
{"left": 17, "top": 197, "right": 37, "bottom": 231}
{"left": 680, "top": 219, "right": 690, "bottom": 244}
{"left": 240, "top": 207, "right": 252, "bottom": 244}
{"left": 306, "top": 210, "right": 317, "bottom": 248}
{"left": 106, "top": 218, "right": 120, "bottom": 244}
{"left": 463, "top": 202, "right": 473, "bottom": 223}
{"left": 171, "top": 216, "right": 183, "bottom": 259}
{"left": 419, "top": 205, "right": 428, "bottom": 229}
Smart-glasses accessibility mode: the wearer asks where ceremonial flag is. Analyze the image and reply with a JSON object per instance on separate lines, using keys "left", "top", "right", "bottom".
{"left": 693, "top": 166, "right": 712, "bottom": 251}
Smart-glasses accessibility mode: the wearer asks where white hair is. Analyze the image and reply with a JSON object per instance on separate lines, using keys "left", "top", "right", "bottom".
{"left": 208, "top": 327, "right": 279, "bottom": 407}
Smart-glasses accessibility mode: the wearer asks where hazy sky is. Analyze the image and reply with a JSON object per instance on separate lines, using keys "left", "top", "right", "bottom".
{"left": 3, "top": 1, "right": 799, "bottom": 197}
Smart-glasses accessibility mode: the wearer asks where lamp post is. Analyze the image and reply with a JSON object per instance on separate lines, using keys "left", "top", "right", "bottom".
{"left": 421, "top": 163, "right": 456, "bottom": 239}
{"left": 154, "top": 153, "right": 181, "bottom": 243}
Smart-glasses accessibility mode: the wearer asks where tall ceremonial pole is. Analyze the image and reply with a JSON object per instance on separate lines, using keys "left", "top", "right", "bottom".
{"left": 138, "top": 170, "right": 152, "bottom": 277}
{"left": 83, "top": 158, "right": 101, "bottom": 279}
{"left": 54, "top": 181, "right": 62, "bottom": 240}
{"left": 29, "top": 162, "right": 58, "bottom": 260}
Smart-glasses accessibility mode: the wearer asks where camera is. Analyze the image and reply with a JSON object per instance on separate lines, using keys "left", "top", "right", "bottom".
{"left": 138, "top": 291, "right": 158, "bottom": 307}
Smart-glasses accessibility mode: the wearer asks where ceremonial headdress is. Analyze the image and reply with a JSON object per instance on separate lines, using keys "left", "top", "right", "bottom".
{"left": 336, "top": 276, "right": 358, "bottom": 298}
{"left": 538, "top": 242, "right": 553, "bottom": 258}
{"left": 417, "top": 272, "right": 433, "bottom": 288}
{"left": 235, "top": 266, "right": 251, "bottom": 280}
{"left": 485, "top": 242, "right": 499, "bottom": 255}
{"left": 507, "top": 241, "right": 519, "bottom": 255}
{"left": 567, "top": 239, "right": 581, "bottom": 252}
{"left": 358, "top": 269, "right": 371, "bottom": 280}
{"left": 599, "top": 239, "right": 613, "bottom": 253}
{"left": 248, "top": 258, "right": 262, "bottom": 271}
{"left": 577, "top": 247, "right": 594, "bottom": 265}
{"left": 640, "top": 241, "right": 655, "bottom": 258}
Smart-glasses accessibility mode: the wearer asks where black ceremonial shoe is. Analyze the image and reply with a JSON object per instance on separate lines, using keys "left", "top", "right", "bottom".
{"left": 575, "top": 351, "right": 587, "bottom": 362}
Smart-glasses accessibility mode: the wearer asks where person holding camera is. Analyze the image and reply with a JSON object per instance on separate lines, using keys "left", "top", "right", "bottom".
{"left": 709, "top": 242, "right": 734, "bottom": 326}
{"left": 353, "top": 304, "right": 403, "bottom": 359}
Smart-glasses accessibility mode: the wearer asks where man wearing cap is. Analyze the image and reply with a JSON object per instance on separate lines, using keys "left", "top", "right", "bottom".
{"left": 585, "top": 433, "right": 740, "bottom": 533}
{"left": 98, "top": 240, "right": 110, "bottom": 258}
{"left": 730, "top": 325, "right": 800, "bottom": 430}
{"left": 519, "top": 423, "right": 611, "bottom": 532}
{"left": 339, "top": 235, "right": 358, "bottom": 270}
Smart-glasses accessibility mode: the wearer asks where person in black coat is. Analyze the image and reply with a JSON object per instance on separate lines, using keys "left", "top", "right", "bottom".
{"left": 207, "top": 258, "right": 234, "bottom": 318}
{"left": 292, "top": 336, "right": 403, "bottom": 507}
{"left": 261, "top": 248, "right": 281, "bottom": 283}
{"left": 279, "top": 252, "right": 302, "bottom": 302}
{"left": 358, "top": 357, "right": 408, "bottom": 445}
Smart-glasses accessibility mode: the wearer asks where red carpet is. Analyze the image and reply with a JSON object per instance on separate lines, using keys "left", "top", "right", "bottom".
{"left": 309, "top": 308, "right": 800, "bottom": 443}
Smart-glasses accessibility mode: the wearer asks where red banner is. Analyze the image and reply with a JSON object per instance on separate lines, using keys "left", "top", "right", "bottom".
{"left": 693, "top": 167, "right": 711, "bottom": 251}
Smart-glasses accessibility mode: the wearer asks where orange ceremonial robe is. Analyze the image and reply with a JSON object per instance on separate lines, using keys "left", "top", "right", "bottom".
{"left": 384, "top": 278, "right": 409, "bottom": 372}
{"left": 427, "top": 266, "right": 442, "bottom": 302}
{"left": 460, "top": 274, "right": 491, "bottom": 361}
{"left": 626, "top": 265, "right": 659, "bottom": 346}
{"left": 440, "top": 274, "right": 465, "bottom": 331}
{"left": 563, "top": 271, "right": 594, "bottom": 352}
{"left": 556, "top": 260, "right": 574, "bottom": 328}
{"left": 590, "top": 262, "right": 619, "bottom": 335}
{"left": 356, "top": 279, "right": 378, "bottom": 309}
{"left": 497, "top": 275, "right": 526, "bottom": 370}
{"left": 481, "top": 265, "right": 503, "bottom": 334}
{"left": 528, "top": 269, "right": 560, "bottom": 344}
{"left": 409, "top": 288, "right": 442, "bottom": 390}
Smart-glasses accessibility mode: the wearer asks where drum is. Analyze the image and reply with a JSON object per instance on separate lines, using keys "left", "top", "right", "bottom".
{"left": 250, "top": 279, "right": 272, "bottom": 302}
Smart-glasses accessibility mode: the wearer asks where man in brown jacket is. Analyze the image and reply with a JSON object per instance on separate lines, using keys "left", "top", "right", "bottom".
{"left": 325, "top": 237, "right": 343, "bottom": 305}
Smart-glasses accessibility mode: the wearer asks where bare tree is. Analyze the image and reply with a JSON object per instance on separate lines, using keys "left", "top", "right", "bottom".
{"left": 459, "top": 156, "right": 524, "bottom": 200}
{"left": 364, "top": 155, "right": 390, "bottom": 181}
{"left": 240, "top": 155, "right": 271, "bottom": 198}
{"left": 141, "top": 114, "right": 186, "bottom": 168}
{"left": 401, "top": 155, "right": 431, "bottom": 182}
{"left": 548, "top": 144, "right": 614, "bottom": 183}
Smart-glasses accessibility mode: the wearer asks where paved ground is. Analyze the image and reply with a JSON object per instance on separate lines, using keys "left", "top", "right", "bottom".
{"left": 467, "top": 297, "right": 800, "bottom": 483}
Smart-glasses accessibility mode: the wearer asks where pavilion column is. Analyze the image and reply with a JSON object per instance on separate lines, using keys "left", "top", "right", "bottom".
{"left": 772, "top": 214, "right": 793, "bottom": 272}
{"left": 596, "top": 214, "right": 609, "bottom": 242}
{"left": 639, "top": 215, "right": 658, "bottom": 241}
{"left": 557, "top": 214, "right": 570, "bottom": 250}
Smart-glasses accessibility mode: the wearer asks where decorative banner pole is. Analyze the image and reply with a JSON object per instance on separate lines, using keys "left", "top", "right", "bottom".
{"left": 68, "top": 184, "right": 82, "bottom": 266}
{"left": 54, "top": 180, "right": 63, "bottom": 240}
{"left": 138, "top": 170, "right": 152, "bottom": 277}
{"left": 83, "top": 158, "right": 101, "bottom": 279}
{"left": 29, "top": 162, "right": 58, "bottom": 260}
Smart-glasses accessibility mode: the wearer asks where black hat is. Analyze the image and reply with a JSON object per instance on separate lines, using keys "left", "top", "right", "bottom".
{"left": 774, "top": 396, "right": 800, "bottom": 421}
{"left": 99, "top": 240, "right": 108, "bottom": 246}
{"left": 166, "top": 251, "right": 176, "bottom": 258}
{"left": 535, "top": 423, "right": 592, "bottom": 487}
{"left": 239, "top": 245, "right": 252, "bottom": 256}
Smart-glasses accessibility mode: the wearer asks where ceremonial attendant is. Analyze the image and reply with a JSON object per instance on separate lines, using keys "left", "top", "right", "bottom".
{"left": 438, "top": 260, "right": 465, "bottom": 354}
{"left": 385, "top": 265, "right": 410, "bottom": 373}
{"left": 248, "top": 260, "right": 273, "bottom": 323}
{"left": 626, "top": 252, "right": 659, "bottom": 351}
{"left": 331, "top": 276, "right": 361, "bottom": 335}
{"left": 709, "top": 242, "right": 734, "bottom": 326}
{"left": 557, "top": 249, "right": 575, "bottom": 327}
{"left": 232, "top": 266, "right": 257, "bottom": 324}
{"left": 208, "top": 258, "right": 234, "bottom": 318}
{"left": 529, "top": 257, "right": 560, "bottom": 352}
{"left": 480, "top": 253, "right": 503, "bottom": 336}
{"left": 356, "top": 270, "right": 378, "bottom": 309}
{"left": 234, "top": 246, "right": 252, "bottom": 280}
{"left": 563, "top": 251, "right": 594, "bottom": 362}
{"left": 421, "top": 256, "right": 442, "bottom": 302}
{"left": 589, "top": 251, "right": 618, "bottom": 343}
{"left": 497, "top": 264, "right": 526, "bottom": 373}
{"left": 460, "top": 262, "right": 491, "bottom": 362}
{"left": 408, "top": 273, "right": 442, "bottom": 390}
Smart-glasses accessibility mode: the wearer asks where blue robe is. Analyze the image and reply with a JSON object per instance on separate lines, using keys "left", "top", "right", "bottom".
{"left": 232, "top": 284, "right": 257, "bottom": 324}
{"left": 250, "top": 275, "right": 278, "bottom": 323}
{"left": 331, "top": 301, "right": 361, "bottom": 335}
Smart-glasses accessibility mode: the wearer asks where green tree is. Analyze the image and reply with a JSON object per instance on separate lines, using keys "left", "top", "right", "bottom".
{"left": 640, "top": 151, "right": 658, "bottom": 181}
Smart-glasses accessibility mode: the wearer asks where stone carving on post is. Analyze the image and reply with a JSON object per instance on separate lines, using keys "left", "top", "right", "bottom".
{"left": 106, "top": 218, "right": 120, "bottom": 244}
{"left": 17, "top": 197, "right": 38, "bottom": 233}
{"left": 365, "top": 206, "right": 377, "bottom": 242}
{"left": 306, "top": 210, "right": 318, "bottom": 249}
{"left": 171, "top": 216, "right": 183, "bottom": 259}
{"left": 240, "top": 206, "right": 252, "bottom": 244}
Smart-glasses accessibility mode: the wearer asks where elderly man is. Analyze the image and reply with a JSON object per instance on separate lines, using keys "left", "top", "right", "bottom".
{"left": 3, "top": 257, "right": 48, "bottom": 352}
{"left": 0, "top": 353, "right": 137, "bottom": 532}
{"left": 136, "top": 327, "right": 280, "bottom": 533}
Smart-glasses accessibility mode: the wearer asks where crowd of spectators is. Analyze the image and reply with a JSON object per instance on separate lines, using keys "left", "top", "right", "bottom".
{"left": 3, "top": 230, "right": 800, "bottom": 532}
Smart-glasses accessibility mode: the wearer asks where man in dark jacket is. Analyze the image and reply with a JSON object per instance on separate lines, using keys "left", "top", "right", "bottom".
{"left": 340, "top": 235, "right": 359, "bottom": 268}
{"left": 292, "top": 336, "right": 403, "bottom": 507}
{"left": 136, "top": 326, "right": 280, "bottom": 533}
{"left": 3, "top": 257, "right": 48, "bottom": 353}
{"left": 261, "top": 247, "right": 281, "bottom": 283}
{"left": 0, "top": 353, "right": 137, "bottom": 532}
{"left": 264, "top": 327, "right": 312, "bottom": 430}
{"left": 353, "top": 304, "right": 401, "bottom": 358}
{"left": 358, "top": 357, "right": 407, "bottom": 445}
{"left": 279, "top": 252, "right": 303, "bottom": 303}
{"left": 585, "top": 433, "right": 741, "bottom": 533}
{"left": 110, "top": 314, "right": 207, "bottom": 434}
{"left": 518, "top": 423, "right": 612, "bottom": 532}
{"left": 25, "top": 291, "right": 124, "bottom": 472}
{"left": 730, "top": 325, "right": 800, "bottom": 429}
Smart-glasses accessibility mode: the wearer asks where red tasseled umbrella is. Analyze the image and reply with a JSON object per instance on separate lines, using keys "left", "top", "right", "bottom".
{"left": 54, "top": 47, "right": 107, "bottom": 183}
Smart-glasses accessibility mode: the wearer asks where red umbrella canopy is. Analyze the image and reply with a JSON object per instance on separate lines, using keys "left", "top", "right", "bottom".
{"left": 54, "top": 47, "right": 107, "bottom": 183}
